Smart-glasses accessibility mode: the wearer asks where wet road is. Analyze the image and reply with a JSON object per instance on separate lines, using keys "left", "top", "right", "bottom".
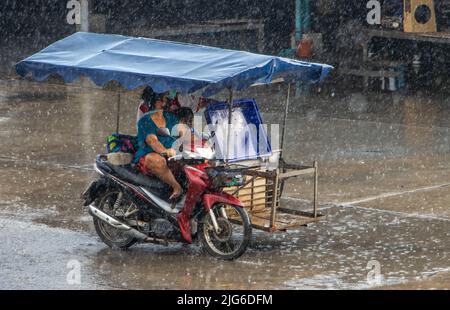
{"left": 2, "top": 205, "right": 450, "bottom": 290}
{"left": 1, "top": 79, "right": 450, "bottom": 289}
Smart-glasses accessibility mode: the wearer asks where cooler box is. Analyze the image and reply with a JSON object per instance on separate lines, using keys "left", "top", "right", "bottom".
{"left": 204, "top": 99, "right": 272, "bottom": 162}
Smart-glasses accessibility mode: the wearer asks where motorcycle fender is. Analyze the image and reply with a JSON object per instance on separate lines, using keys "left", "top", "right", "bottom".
{"left": 202, "top": 192, "right": 244, "bottom": 211}
{"left": 81, "top": 178, "right": 109, "bottom": 206}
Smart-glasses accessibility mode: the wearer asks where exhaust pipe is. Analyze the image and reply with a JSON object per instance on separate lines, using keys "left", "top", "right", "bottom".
{"left": 88, "top": 204, "right": 164, "bottom": 243}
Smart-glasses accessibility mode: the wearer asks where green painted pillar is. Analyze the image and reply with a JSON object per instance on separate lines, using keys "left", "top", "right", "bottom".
{"left": 295, "top": 0, "right": 302, "bottom": 42}
{"left": 303, "top": 0, "right": 311, "bottom": 32}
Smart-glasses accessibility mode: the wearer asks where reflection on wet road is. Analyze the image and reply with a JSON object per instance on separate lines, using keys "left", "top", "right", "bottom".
{"left": 1, "top": 206, "right": 449, "bottom": 289}
{"left": 1, "top": 80, "right": 450, "bottom": 289}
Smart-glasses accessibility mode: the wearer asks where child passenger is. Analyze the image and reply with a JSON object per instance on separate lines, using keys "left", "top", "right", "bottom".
{"left": 173, "top": 107, "right": 207, "bottom": 153}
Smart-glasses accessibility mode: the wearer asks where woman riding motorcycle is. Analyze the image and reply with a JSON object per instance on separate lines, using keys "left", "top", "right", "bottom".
{"left": 134, "top": 88, "right": 182, "bottom": 200}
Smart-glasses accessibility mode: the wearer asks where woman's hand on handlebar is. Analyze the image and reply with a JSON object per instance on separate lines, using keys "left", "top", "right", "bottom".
{"left": 165, "top": 148, "right": 177, "bottom": 158}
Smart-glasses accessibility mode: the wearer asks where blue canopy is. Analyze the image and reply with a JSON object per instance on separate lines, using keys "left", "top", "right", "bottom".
{"left": 16, "top": 32, "right": 332, "bottom": 96}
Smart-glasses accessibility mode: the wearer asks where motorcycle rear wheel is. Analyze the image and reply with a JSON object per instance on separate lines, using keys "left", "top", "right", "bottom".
{"left": 199, "top": 204, "right": 252, "bottom": 260}
{"left": 93, "top": 190, "right": 138, "bottom": 250}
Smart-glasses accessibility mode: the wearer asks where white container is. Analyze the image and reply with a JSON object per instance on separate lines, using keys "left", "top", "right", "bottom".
{"left": 107, "top": 152, "right": 133, "bottom": 166}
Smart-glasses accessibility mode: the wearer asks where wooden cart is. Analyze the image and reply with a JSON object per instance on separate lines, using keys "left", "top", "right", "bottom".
{"left": 221, "top": 83, "right": 325, "bottom": 232}
{"left": 225, "top": 160, "right": 323, "bottom": 232}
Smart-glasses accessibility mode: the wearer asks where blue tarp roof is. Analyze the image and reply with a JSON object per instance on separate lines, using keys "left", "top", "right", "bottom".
{"left": 16, "top": 32, "right": 333, "bottom": 96}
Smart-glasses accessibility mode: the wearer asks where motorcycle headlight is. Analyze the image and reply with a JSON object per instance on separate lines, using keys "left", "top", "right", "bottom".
{"left": 207, "top": 168, "right": 245, "bottom": 188}
{"left": 221, "top": 174, "right": 244, "bottom": 187}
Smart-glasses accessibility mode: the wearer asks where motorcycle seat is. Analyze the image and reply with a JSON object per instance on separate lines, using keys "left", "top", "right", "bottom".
{"left": 96, "top": 155, "right": 169, "bottom": 193}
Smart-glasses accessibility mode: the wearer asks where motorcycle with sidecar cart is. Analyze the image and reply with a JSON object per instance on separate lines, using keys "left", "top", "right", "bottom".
{"left": 15, "top": 32, "right": 332, "bottom": 259}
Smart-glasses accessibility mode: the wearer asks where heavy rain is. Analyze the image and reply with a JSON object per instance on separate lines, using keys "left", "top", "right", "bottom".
{"left": 1, "top": 0, "right": 450, "bottom": 291}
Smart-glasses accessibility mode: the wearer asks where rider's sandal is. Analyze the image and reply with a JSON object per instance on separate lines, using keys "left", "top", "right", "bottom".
{"left": 169, "top": 191, "right": 183, "bottom": 206}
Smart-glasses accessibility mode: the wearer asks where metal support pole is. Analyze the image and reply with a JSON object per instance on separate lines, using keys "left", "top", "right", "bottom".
{"left": 278, "top": 84, "right": 291, "bottom": 197}
{"left": 294, "top": 0, "right": 312, "bottom": 97}
{"left": 294, "top": 0, "right": 302, "bottom": 98}
{"left": 302, "top": 0, "right": 311, "bottom": 32}
{"left": 279, "top": 83, "right": 291, "bottom": 161}
{"left": 295, "top": 0, "right": 302, "bottom": 42}
{"left": 226, "top": 87, "right": 233, "bottom": 164}
{"left": 362, "top": 41, "right": 369, "bottom": 91}
{"left": 270, "top": 173, "right": 279, "bottom": 230}
{"left": 116, "top": 91, "right": 121, "bottom": 134}
{"left": 257, "top": 21, "right": 265, "bottom": 53}
{"left": 250, "top": 177, "right": 255, "bottom": 211}
{"left": 80, "top": 0, "right": 89, "bottom": 32}
{"left": 313, "top": 160, "right": 318, "bottom": 218}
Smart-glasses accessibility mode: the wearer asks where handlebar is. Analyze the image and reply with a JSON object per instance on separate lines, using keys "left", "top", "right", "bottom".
{"left": 161, "top": 145, "right": 214, "bottom": 163}
{"left": 168, "top": 154, "right": 183, "bottom": 161}
{"left": 160, "top": 152, "right": 183, "bottom": 162}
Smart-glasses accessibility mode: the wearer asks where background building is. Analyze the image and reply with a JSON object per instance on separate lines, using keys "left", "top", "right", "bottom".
{"left": 0, "top": 0, "right": 294, "bottom": 76}
{"left": 3, "top": 0, "right": 450, "bottom": 91}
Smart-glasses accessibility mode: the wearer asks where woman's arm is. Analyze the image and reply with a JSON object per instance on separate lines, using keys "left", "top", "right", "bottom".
{"left": 146, "top": 134, "right": 176, "bottom": 157}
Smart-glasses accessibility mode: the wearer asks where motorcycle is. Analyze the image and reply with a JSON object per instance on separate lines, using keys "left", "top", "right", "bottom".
{"left": 82, "top": 128, "right": 252, "bottom": 260}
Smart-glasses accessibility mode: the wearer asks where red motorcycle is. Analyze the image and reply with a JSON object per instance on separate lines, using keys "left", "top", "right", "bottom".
{"left": 82, "top": 134, "right": 252, "bottom": 260}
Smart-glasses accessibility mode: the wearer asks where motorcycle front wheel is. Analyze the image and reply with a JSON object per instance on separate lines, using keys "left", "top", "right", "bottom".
{"left": 199, "top": 204, "right": 252, "bottom": 260}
